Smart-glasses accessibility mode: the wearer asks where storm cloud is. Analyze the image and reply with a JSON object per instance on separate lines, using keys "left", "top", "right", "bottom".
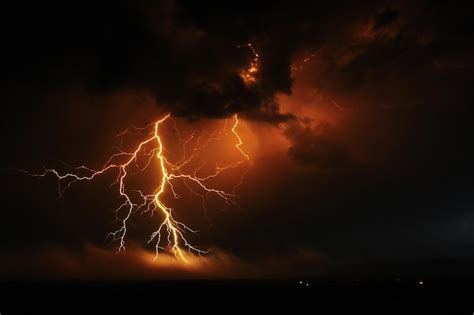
{"left": 1, "top": 0, "right": 474, "bottom": 279}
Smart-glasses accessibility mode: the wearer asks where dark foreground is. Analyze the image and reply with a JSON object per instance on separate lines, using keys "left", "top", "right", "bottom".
{"left": 1, "top": 279, "right": 474, "bottom": 314}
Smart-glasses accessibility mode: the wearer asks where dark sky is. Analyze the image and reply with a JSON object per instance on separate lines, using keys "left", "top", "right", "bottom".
{"left": 1, "top": 0, "right": 474, "bottom": 279}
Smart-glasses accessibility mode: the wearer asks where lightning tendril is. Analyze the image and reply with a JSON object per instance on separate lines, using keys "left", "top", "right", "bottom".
{"left": 19, "top": 114, "right": 251, "bottom": 262}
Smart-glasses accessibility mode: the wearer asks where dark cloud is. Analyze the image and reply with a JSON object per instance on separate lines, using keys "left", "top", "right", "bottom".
{"left": 306, "top": 1, "right": 474, "bottom": 107}
{"left": 373, "top": 9, "right": 400, "bottom": 30}
{"left": 284, "top": 120, "right": 350, "bottom": 168}
{"left": 1, "top": 0, "right": 300, "bottom": 122}
{"left": 3, "top": 1, "right": 473, "bottom": 121}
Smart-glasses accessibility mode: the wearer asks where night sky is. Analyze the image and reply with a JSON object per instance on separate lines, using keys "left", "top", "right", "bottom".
{"left": 1, "top": 0, "right": 474, "bottom": 281}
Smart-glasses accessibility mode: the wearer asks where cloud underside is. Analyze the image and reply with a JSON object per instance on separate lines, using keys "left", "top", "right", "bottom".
{"left": 0, "top": 244, "right": 330, "bottom": 280}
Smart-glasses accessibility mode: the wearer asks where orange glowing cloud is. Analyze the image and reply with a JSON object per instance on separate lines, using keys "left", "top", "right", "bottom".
{"left": 239, "top": 43, "right": 260, "bottom": 85}
{"left": 0, "top": 243, "right": 331, "bottom": 280}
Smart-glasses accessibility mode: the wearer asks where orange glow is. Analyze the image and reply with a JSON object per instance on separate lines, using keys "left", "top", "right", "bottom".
{"left": 20, "top": 114, "right": 252, "bottom": 262}
{"left": 239, "top": 43, "right": 260, "bottom": 85}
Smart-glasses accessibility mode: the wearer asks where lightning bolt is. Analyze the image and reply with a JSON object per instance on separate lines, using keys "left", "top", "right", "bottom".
{"left": 19, "top": 114, "right": 251, "bottom": 262}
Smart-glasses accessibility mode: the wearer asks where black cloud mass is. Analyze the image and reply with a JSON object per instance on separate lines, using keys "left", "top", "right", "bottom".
{"left": 3, "top": 1, "right": 299, "bottom": 121}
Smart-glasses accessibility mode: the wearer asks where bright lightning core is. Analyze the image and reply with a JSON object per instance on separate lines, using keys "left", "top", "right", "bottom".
{"left": 20, "top": 114, "right": 251, "bottom": 262}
